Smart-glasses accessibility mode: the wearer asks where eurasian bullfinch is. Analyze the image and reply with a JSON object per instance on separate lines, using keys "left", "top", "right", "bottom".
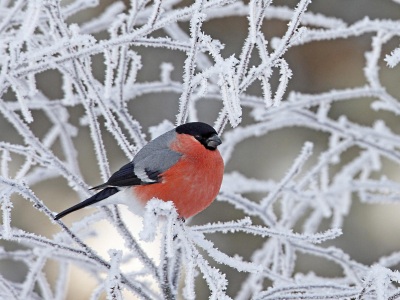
{"left": 54, "top": 122, "right": 224, "bottom": 220}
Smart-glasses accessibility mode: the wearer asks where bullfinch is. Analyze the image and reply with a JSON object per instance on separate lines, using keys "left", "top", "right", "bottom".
{"left": 54, "top": 122, "right": 224, "bottom": 220}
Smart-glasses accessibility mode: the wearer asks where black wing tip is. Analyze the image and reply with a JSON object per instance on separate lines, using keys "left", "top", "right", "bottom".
{"left": 90, "top": 183, "right": 108, "bottom": 190}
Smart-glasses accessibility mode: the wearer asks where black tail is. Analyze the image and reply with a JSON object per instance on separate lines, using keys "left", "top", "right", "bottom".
{"left": 54, "top": 187, "right": 119, "bottom": 220}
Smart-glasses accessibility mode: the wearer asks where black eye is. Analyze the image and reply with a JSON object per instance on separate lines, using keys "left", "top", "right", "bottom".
{"left": 194, "top": 135, "right": 202, "bottom": 141}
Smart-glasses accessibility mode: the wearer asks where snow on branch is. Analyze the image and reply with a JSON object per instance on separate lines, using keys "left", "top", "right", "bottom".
{"left": 0, "top": 0, "right": 400, "bottom": 299}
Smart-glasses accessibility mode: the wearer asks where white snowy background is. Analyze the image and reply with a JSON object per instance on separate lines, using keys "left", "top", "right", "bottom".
{"left": 1, "top": 0, "right": 400, "bottom": 299}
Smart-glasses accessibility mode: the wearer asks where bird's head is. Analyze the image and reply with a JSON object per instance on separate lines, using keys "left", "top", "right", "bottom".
{"left": 175, "top": 122, "right": 222, "bottom": 151}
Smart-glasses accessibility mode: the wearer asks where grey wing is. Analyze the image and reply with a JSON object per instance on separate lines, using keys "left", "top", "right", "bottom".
{"left": 93, "top": 130, "right": 181, "bottom": 189}
{"left": 132, "top": 129, "right": 181, "bottom": 183}
{"left": 133, "top": 149, "right": 182, "bottom": 183}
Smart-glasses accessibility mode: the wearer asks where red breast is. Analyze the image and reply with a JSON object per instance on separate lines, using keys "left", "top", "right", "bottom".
{"left": 133, "top": 133, "right": 224, "bottom": 218}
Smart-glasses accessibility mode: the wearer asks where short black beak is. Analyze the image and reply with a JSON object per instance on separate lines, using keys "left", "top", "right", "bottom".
{"left": 206, "top": 134, "right": 222, "bottom": 150}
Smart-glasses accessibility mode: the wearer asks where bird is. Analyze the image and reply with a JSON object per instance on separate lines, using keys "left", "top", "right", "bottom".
{"left": 54, "top": 122, "right": 224, "bottom": 220}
